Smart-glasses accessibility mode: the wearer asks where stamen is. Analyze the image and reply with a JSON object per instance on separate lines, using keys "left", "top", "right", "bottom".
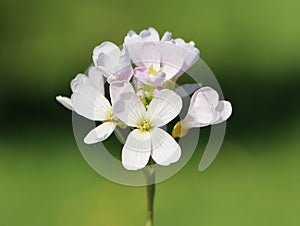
{"left": 148, "top": 64, "right": 163, "bottom": 76}
{"left": 137, "top": 118, "right": 153, "bottom": 132}
{"left": 102, "top": 108, "right": 113, "bottom": 123}
{"left": 107, "top": 108, "right": 113, "bottom": 120}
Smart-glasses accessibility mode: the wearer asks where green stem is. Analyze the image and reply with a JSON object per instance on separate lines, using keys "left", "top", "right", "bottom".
{"left": 114, "top": 127, "right": 126, "bottom": 144}
{"left": 144, "top": 167, "right": 155, "bottom": 226}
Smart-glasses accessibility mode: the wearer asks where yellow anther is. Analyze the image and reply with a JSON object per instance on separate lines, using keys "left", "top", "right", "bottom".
{"left": 148, "top": 64, "right": 163, "bottom": 76}
{"left": 137, "top": 118, "right": 153, "bottom": 132}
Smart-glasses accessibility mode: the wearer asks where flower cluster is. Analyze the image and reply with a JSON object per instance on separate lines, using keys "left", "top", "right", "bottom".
{"left": 57, "top": 27, "right": 232, "bottom": 170}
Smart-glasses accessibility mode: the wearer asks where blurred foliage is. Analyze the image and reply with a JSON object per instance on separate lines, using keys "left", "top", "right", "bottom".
{"left": 0, "top": 0, "right": 300, "bottom": 225}
{"left": 1, "top": 0, "right": 300, "bottom": 94}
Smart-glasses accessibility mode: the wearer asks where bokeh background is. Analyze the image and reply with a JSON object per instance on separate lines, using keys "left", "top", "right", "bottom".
{"left": 1, "top": 0, "right": 300, "bottom": 225}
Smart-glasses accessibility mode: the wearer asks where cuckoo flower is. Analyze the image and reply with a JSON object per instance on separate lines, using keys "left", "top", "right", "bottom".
{"left": 71, "top": 81, "right": 134, "bottom": 144}
{"left": 93, "top": 41, "right": 133, "bottom": 83}
{"left": 113, "top": 89, "right": 182, "bottom": 170}
{"left": 125, "top": 27, "right": 200, "bottom": 82}
{"left": 133, "top": 66, "right": 166, "bottom": 87}
{"left": 124, "top": 27, "right": 172, "bottom": 52}
{"left": 131, "top": 42, "right": 185, "bottom": 84}
{"left": 172, "top": 87, "right": 232, "bottom": 138}
{"left": 171, "top": 38, "right": 200, "bottom": 79}
{"left": 56, "top": 67, "right": 104, "bottom": 110}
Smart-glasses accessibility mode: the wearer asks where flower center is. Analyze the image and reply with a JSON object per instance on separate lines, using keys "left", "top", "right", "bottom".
{"left": 148, "top": 64, "right": 163, "bottom": 76}
{"left": 102, "top": 108, "right": 114, "bottom": 123}
{"left": 137, "top": 118, "right": 153, "bottom": 132}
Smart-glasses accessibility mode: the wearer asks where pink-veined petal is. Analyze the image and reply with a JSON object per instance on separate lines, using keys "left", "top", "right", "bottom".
{"left": 185, "top": 87, "right": 219, "bottom": 126}
{"left": 133, "top": 67, "right": 148, "bottom": 83}
{"left": 122, "top": 129, "right": 152, "bottom": 170}
{"left": 151, "top": 128, "right": 181, "bottom": 166}
{"left": 149, "top": 72, "right": 166, "bottom": 87}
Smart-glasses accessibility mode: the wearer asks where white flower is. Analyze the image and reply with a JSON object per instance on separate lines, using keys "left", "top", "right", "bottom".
{"left": 93, "top": 41, "right": 133, "bottom": 83}
{"left": 113, "top": 89, "right": 182, "bottom": 170}
{"left": 133, "top": 66, "right": 166, "bottom": 87}
{"left": 125, "top": 27, "right": 172, "bottom": 46}
{"left": 133, "top": 42, "right": 185, "bottom": 81}
{"left": 172, "top": 87, "right": 232, "bottom": 137}
{"left": 171, "top": 38, "right": 200, "bottom": 79}
{"left": 71, "top": 81, "right": 134, "bottom": 144}
{"left": 56, "top": 66, "right": 104, "bottom": 110}
{"left": 124, "top": 27, "right": 200, "bottom": 82}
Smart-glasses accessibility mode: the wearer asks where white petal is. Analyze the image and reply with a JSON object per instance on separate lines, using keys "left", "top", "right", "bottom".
{"left": 189, "top": 41, "right": 195, "bottom": 46}
{"left": 140, "top": 43, "right": 161, "bottom": 70}
{"left": 149, "top": 72, "right": 166, "bottom": 87}
{"left": 177, "top": 41, "right": 200, "bottom": 67}
{"left": 161, "top": 31, "right": 172, "bottom": 41}
{"left": 172, "top": 38, "right": 200, "bottom": 73}
{"left": 70, "top": 74, "right": 89, "bottom": 92}
{"left": 113, "top": 92, "right": 146, "bottom": 127}
{"left": 172, "top": 38, "right": 185, "bottom": 45}
{"left": 198, "top": 87, "right": 219, "bottom": 108}
{"left": 185, "top": 87, "right": 219, "bottom": 126}
{"left": 139, "top": 27, "right": 160, "bottom": 41}
{"left": 127, "top": 30, "right": 137, "bottom": 36}
{"left": 97, "top": 65, "right": 112, "bottom": 78}
{"left": 72, "top": 86, "right": 111, "bottom": 121}
{"left": 93, "top": 41, "right": 121, "bottom": 57}
{"left": 146, "top": 89, "right": 182, "bottom": 127}
{"left": 151, "top": 128, "right": 181, "bottom": 166}
{"left": 87, "top": 66, "right": 105, "bottom": 95}
{"left": 93, "top": 41, "right": 121, "bottom": 68}
{"left": 161, "top": 43, "right": 184, "bottom": 80}
{"left": 56, "top": 96, "right": 73, "bottom": 110}
{"left": 212, "top": 101, "right": 232, "bottom": 124}
{"left": 124, "top": 33, "right": 143, "bottom": 66}
{"left": 109, "top": 81, "right": 135, "bottom": 105}
{"left": 93, "top": 53, "right": 114, "bottom": 76}
{"left": 182, "top": 45, "right": 200, "bottom": 68}
{"left": 84, "top": 122, "right": 116, "bottom": 144}
{"left": 107, "top": 73, "right": 132, "bottom": 84}
{"left": 122, "top": 129, "right": 152, "bottom": 170}
{"left": 111, "top": 47, "right": 133, "bottom": 81}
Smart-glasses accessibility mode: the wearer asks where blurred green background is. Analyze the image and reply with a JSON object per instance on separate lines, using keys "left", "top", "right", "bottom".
{"left": 1, "top": 0, "right": 300, "bottom": 225}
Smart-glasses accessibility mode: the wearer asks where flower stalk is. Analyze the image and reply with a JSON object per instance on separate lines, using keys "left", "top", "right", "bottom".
{"left": 144, "top": 167, "right": 155, "bottom": 226}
